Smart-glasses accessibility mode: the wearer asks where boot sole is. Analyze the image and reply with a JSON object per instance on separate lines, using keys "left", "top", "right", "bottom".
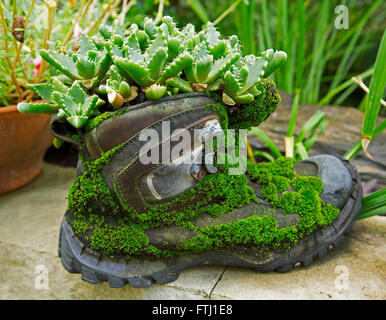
{"left": 58, "top": 157, "right": 362, "bottom": 288}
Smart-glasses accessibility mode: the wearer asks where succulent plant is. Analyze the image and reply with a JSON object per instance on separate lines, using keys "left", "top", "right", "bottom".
{"left": 109, "top": 19, "right": 194, "bottom": 100}
{"left": 99, "top": 65, "right": 137, "bottom": 108}
{"left": 18, "top": 79, "right": 104, "bottom": 128}
{"left": 51, "top": 81, "right": 102, "bottom": 128}
{"left": 39, "top": 34, "right": 111, "bottom": 89}
{"left": 17, "top": 16, "right": 286, "bottom": 130}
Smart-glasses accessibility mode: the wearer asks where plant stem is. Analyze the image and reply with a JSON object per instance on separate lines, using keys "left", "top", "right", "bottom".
{"left": 352, "top": 77, "right": 386, "bottom": 107}
{"left": 36, "top": 1, "right": 57, "bottom": 83}
{"left": 212, "top": 0, "right": 242, "bottom": 27}
{"left": 119, "top": 0, "right": 136, "bottom": 26}
{"left": 318, "top": 68, "right": 374, "bottom": 106}
{"left": 246, "top": 137, "right": 256, "bottom": 163}
{"left": 87, "top": 0, "right": 117, "bottom": 36}
{"left": 154, "top": 0, "right": 165, "bottom": 24}
{"left": 12, "top": 0, "right": 37, "bottom": 82}
{"left": 62, "top": 0, "right": 91, "bottom": 48}
{"left": 0, "top": 1, "right": 23, "bottom": 101}
{"left": 101, "top": 0, "right": 122, "bottom": 26}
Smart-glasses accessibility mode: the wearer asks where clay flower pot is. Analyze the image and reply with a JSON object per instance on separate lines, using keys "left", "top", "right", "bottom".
{"left": 0, "top": 104, "right": 52, "bottom": 194}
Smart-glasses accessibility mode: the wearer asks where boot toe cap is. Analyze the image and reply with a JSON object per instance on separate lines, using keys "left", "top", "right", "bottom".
{"left": 296, "top": 155, "right": 353, "bottom": 210}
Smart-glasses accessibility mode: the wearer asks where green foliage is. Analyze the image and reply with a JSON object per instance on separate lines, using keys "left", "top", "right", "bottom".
{"left": 17, "top": 15, "right": 285, "bottom": 129}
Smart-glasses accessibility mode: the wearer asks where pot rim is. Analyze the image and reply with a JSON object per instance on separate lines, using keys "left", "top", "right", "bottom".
{"left": 0, "top": 100, "right": 47, "bottom": 114}
{"left": 0, "top": 105, "right": 18, "bottom": 114}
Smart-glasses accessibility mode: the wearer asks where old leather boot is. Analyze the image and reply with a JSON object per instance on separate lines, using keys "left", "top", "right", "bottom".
{"left": 54, "top": 85, "right": 362, "bottom": 288}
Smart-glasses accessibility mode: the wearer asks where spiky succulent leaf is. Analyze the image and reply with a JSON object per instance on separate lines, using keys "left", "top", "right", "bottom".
{"left": 17, "top": 102, "right": 59, "bottom": 114}
{"left": 144, "top": 18, "right": 157, "bottom": 38}
{"left": 114, "top": 57, "right": 151, "bottom": 87}
{"left": 147, "top": 48, "right": 168, "bottom": 81}
{"left": 159, "top": 53, "right": 193, "bottom": 83}
{"left": 26, "top": 83, "right": 55, "bottom": 103}
{"left": 239, "top": 55, "right": 267, "bottom": 94}
{"left": 166, "top": 77, "right": 193, "bottom": 93}
{"left": 206, "top": 50, "right": 240, "bottom": 85}
{"left": 145, "top": 84, "right": 167, "bottom": 100}
{"left": 224, "top": 70, "right": 241, "bottom": 97}
{"left": 262, "top": 50, "right": 287, "bottom": 78}
{"left": 40, "top": 49, "right": 80, "bottom": 80}
{"left": 78, "top": 34, "right": 98, "bottom": 57}
{"left": 195, "top": 54, "right": 213, "bottom": 83}
{"left": 74, "top": 56, "right": 96, "bottom": 79}
{"left": 68, "top": 81, "right": 86, "bottom": 104}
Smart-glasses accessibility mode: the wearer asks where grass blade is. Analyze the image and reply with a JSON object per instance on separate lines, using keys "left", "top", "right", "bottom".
{"left": 187, "top": 0, "right": 209, "bottom": 23}
{"left": 361, "top": 29, "right": 386, "bottom": 158}
{"left": 250, "top": 127, "right": 283, "bottom": 159}
{"left": 295, "top": 110, "right": 325, "bottom": 144}
{"left": 252, "top": 151, "right": 275, "bottom": 162}
{"left": 328, "top": 0, "right": 382, "bottom": 93}
{"left": 295, "top": 142, "right": 308, "bottom": 160}
{"left": 356, "top": 188, "right": 386, "bottom": 220}
{"left": 318, "top": 68, "right": 374, "bottom": 106}
{"left": 344, "top": 120, "right": 386, "bottom": 161}
{"left": 285, "top": 89, "right": 300, "bottom": 158}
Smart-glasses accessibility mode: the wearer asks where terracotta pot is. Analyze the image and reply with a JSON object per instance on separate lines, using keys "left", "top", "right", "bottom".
{"left": 0, "top": 105, "right": 53, "bottom": 194}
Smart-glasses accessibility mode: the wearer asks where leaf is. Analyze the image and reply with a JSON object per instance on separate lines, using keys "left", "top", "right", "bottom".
{"left": 40, "top": 49, "right": 80, "bottom": 80}
{"left": 166, "top": 77, "right": 193, "bottom": 93}
{"left": 115, "top": 57, "right": 151, "bottom": 87}
{"left": 69, "top": 81, "right": 86, "bottom": 104}
{"left": 27, "top": 84, "right": 55, "bottom": 103}
{"left": 159, "top": 53, "right": 193, "bottom": 82}
{"left": 361, "top": 29, "right": 386, "bottom": 158}
{"left": 206, "top": 51, "right": 240, "bottom": 85}
{"left": 147, "top": 48, "right": 168, "bottom": 81}
{"left": 224, "top": 70, "right": 240, "bottom": 97}
{"left": 240, "top": 56, "right": 267, "bottom": 94}
{"left": 195, "top": 55, "right": 213, "bottom": 83}
{"left": 79, "top": 34, "right": 98, "bottom": 57}
{"left": 17, "top": 102, "right": 58, "bottom": 114}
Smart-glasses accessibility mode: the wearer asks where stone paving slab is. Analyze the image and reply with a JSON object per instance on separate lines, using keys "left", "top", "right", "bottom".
{"left": 0, "top": 163, "right": 385, "bottom": 299}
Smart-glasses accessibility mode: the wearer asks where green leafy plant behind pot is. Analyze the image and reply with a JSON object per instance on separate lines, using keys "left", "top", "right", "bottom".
{"left": 17, "top": 16, "right": 286, "bottom": 129}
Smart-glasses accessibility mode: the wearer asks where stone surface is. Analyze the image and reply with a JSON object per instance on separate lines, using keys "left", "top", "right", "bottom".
{"left": 249, "top": 90, "right": 386, "bottom": 184}
{"left": 211, "top": 216, "right": 386, "bottom": 300}
{"left": 0, "top": 163, "right": 385, "bottom": 299}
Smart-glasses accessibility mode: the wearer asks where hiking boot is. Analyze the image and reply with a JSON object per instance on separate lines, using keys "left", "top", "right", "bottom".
{"left": 53, "top": 85, "right": 362, "bottom": 288}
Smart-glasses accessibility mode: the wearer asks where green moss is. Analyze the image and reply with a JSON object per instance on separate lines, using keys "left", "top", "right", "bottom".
{"left": 179, "top": 215, "right": 300, "bottom": 253}
{"left": 67, "top": 83, "right": 339, "bottom": 258}
{"left": 91, "top": 224, "right": 150, "bottom": 256}
{"left": 292, "top": 176, "right": 323, "bottom": 194}
{"left": 69, "top": 154, "right": 339, "bottom": 258}
{"left": 67, "top": 145, "right": 123, "bottom": 218}
{"left": 207, "top": 79, "right": 280, "bottom": 132}
{"left": 85, "top": 106, "right": 129, "bottom": 131}
{"left": 227, "top": 79, "right": 280, "bottom": 131}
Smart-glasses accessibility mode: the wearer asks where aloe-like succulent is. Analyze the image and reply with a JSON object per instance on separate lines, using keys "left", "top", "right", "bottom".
{"left": 40, "top": 34, "right": 111, "bottom": 89}
{"left": 52, "top": 81, "right": 102, "bottom": 128}
{"left": 166, "top": 23, "right": 240, "bottom": 94}
{"left": 18, "top": 16, "right": 286, "bottom": 129}
{"left": 17, "top": 78, "right": 70, "bottom": 114}
{"left": 222, "top": 55, "right": 267, "bottom": 105}
{"left": 99, "top": 65, "right": 137, "bottom": 108}
{"left": 109, "top": 19, "right": 193, "bottom": 100}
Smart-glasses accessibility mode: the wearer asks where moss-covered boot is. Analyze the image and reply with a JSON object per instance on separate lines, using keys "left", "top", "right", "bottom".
{"left": 54, "top": 85, "right": 362, "bottom": 288}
